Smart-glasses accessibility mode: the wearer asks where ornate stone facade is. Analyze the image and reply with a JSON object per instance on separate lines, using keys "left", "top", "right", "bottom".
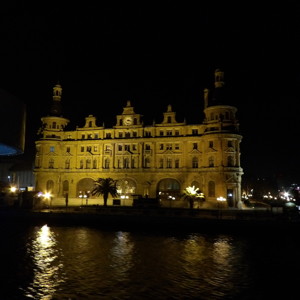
{"left": 34, "top": 70, "right": 243, "bottom": 208}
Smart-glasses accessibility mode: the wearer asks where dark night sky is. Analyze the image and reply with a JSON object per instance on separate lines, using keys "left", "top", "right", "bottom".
{"left": 1, "top": 2, "right": 299, "bottom": 183}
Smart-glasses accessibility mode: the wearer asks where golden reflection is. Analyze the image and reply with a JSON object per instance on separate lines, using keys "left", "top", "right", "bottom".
{"left": 25, "top": 225, "right": 64, "bottom": 299}
{"left": 182, "top": 235, "right": 207, "bottom": 263}
{"left": 212, "top": 237, "right": 231, "bottom": 265}
{"left": 110, "top": 231, "right": 134, "bottom": 280}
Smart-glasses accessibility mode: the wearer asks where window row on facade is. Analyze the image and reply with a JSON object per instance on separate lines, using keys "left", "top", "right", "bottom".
{"left": 40, "top": 140, "right": 237, "bottom": 155}
{"left": 59, "top": 127, "right": 203, "bottom": 140}
{"left": 36, "top": 155, "right": 238, "bottom": 170}
{"left": 44, "top": 178, "right": 218, "bottom": 199}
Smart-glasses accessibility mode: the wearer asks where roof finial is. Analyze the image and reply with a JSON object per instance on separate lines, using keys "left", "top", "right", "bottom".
{"left": 204, "top": 88, "right": 209, "bottom": 109}
{"left": 214, "top": 69, "right": 224, "bottom": 88}
{"left": 53, "top": 83, "right": 62, "bottom": 102}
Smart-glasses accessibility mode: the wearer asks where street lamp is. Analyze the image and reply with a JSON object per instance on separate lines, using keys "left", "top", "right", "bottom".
{"left": 43, "top": 191, "right": 52, "bottom": 208}
{"left": 79, "top": 192, "right": 83, "bottom": 205}
{"left": 217, "top": 196, "right": 226, "bottom": 219}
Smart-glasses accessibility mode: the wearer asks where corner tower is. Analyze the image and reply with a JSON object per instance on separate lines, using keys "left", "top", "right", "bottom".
{"left": 38, "top": 83, "right": 70, "bottom": 139}
{"left": 201, "top": 69, "right": 243, "bottom": 208}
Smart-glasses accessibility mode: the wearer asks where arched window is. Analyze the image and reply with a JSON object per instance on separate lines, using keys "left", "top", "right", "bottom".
{"left": 124, "top": 158, "right": 129, "bottom": 168}
{"left": 209, "top": 156, "right": 214, "bottom": 167}
{"left": 144, "top": 157, "right": 150, "bottom": 168}
{"left": 104, "top": 158, "right": 110, "bottom": 169}
{"left": 86, "top": 159, "right": 91, "bottom": 169}
{"left": 208, "top": 181, "right": 215, "bottom": 197}
{"left": 227, "top": 156, "right": 234, "bottom": 167}
{"left": 167, "top": 116, "right": 172, "bottom": 123}
{"left": 46, "top": 180, "right": 54, "bottom": 192}
{"left": 117, "top": 159, "right": 121, "bottom": 169}
{"left": 65, "top": 159, "right": 70, "bottom": 169}
{"left": 93, "top": 159, "right": 97, "bottom": 169}
{"left": 63, "top": 180, "right": 69, "bottom": 194}
{"left": 89, "top": 121, "right": 92, "bottom": 127}
{"left": 49, "top": 159, "right": 54, "bottom": 169}
{"left": 192, "top": 157, "right": 198, "bottom": 168}
{"left": 159, "top": 159, "right": 164, "bottom": 168}
{"left": 131, "top": 158, "right": 136, "bottom": 168}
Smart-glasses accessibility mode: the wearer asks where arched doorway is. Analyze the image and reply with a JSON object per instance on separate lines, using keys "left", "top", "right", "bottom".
{"left": 77, "top": 178, "right": 94, "bottom": 200}
{"left": 116, "top": 178, "right": 136, "bottom": 196}
{"left": 63, "top": 180, "right": 69, "bottom": 195}
{"left": 46, "top": 180, "right": 54, "bottom": 193}
{"left": 157, "top": 178, "right": 181, "bottom": 201}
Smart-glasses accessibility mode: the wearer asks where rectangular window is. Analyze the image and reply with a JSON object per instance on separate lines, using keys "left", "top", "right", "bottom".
{"left": 50, "top": 146, "right": 55, "bottom": 152}
{"left": 193, "top": 143, "right": 198, "bottom": 150}
{"left": 106, "top": 133, "right": 111, "bottom": 138}
{"left": 175, "top": 130, "right": 179, "bottom": 136}
{"left": 94, "top": 146, "right": 98, "bottom": 152}
{"left": 192, "top": 129, "right": 198, "bottom": 135}
{"left": 81, "top": 135, "right": 85, "bottom": 139}
{"left": 166, "top": 144, "right": 172, "bottom": 150}
{"left": 119, "top": 132, "right": 123, "bottom": 138}
{"left": 167, "top": 158, "right": 172, "bottom": 168}
{"left": 94, "top": 134, "right": 99, "bottom": 139}
{"left": 87, "top": 146, "right": 92, "bottom": 152}
{"left": 160, "top": 144, "right": 164, "bottom": 150}
{"left": 175, "top": 144, "right": 179, "bottom": 150}
{"left": 160, "top": 131, "right": 164, "bottom": 136}
{"left": 88, "top": 134, "right": 92, "bottom": 139}
{"left": 66, "top": 147, "right": 70, "bottom": 153}
{"left": 125, "top": 145, "right": 130, "bottom": 151}
{"left": 133, "top": 132, "right": 137, "bottom": 137}
{"left": 159, "top": 159, "right": 163, "bottom": 168}
{"left": 81, "top": 146, "right": 84, "bottom": 152}
{"left": 132, "top": 144, "right": 137, "bottom": 151}
{"left": 209, "top": 141, "right": 213, "bottom": 148}
{"left": 118, "top": 145, "right": 122, "bottom": 151}
{"left": 167, "top": 130, "right": 172, "bottom": 136}
{"left": 228, "top": 141, "right": 233, "bottom": 147}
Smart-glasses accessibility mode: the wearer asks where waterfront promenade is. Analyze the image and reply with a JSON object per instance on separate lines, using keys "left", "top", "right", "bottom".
{"left": 1, "top": 205, "right": 299, "bottom": 233}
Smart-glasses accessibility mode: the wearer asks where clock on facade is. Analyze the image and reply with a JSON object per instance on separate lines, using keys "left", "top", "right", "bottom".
{"left": 124, "top": 117, "right": 133, "bottom": 125}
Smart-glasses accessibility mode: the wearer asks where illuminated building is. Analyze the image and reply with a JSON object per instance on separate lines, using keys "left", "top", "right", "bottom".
{"left": 34, "top": 69, "right": 243, "bottom": 208}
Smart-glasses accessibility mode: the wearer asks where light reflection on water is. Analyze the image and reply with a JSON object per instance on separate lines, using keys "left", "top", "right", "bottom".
{"left": 24, "top": 225, "right": 65, "bottom": 299}
{"left": 2, "top": 225, "right": 298, "bottom": 299}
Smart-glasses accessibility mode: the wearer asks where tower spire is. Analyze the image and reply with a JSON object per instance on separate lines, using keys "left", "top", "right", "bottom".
{"left": 50, "top": 83, "right": 63, "bottom": 116}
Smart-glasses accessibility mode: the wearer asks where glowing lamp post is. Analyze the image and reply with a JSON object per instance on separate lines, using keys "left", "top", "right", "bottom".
{"left": 217, "top": 196, "right": 226, "bottom": 219}
{"left": 43, "top": 192, "right": 52, "bottom": 208}
{"left": 10, "top": 186, "right": 17, "bottom": 193}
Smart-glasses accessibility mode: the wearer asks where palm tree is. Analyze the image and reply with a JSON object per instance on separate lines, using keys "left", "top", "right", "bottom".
{"left": 91, "top": 177, "right": 119, "bottom": 206}
{"left": 182, "top": 186, "right": 205, "bottom": 209}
